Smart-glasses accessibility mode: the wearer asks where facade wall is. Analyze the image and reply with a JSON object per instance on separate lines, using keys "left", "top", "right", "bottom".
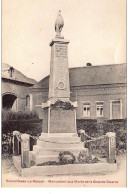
{"left": 2, "top": 79, "right": 31, "bottom": 111}
{"left": 31, "top": 83, "right": 126, "bottom": 121}
{"left": 30, "top": 89, "right": 48, "bottom": 119}
{"left": 70, "top": 84, "right": 126, "bottom": 121}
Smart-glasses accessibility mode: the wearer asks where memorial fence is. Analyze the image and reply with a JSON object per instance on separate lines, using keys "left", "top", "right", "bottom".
{"left": 12, "top": 129, "right": 116, "bottom": 168}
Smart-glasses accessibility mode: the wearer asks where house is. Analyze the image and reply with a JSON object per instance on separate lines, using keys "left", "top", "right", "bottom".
{"left": 2, "top": 63, "right": 37, "bottom": 111}
{"left": 30, "top": 63, "right": 126, "bottom": 122}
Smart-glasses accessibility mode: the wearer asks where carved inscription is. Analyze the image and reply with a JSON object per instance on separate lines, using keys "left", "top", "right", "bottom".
{"left": 55, "top": 44, "right": 67, "bottom": 59}
{"left": 54, "top": 44, "right": 69, "bottom": 91}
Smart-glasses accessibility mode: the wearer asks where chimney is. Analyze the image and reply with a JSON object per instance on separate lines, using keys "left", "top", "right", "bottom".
{"left": 86, "top": 63, "right": 92, "bottom": 67}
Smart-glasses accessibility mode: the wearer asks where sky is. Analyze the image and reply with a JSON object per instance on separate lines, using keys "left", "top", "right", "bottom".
{"left": 2, "top": 0, "right": 126, "bottom": 82}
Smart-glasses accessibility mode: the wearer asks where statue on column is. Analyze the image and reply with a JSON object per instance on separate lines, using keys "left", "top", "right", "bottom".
{"left": 55, "top": 10, "right": 64, "bottom": 38}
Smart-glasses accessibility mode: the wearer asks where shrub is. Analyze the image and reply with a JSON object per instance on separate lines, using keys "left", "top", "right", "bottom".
{"left": 2, "top": 119, "right": 42, "bottom": 136}
{"left": 2, "top": 109, "right": 39, "bottom": 121}
{"left": 2, "top": 110, "right": 41, "bottom": 155}
{"left": 77, "top": 119, "right": 127, "bottom": 155}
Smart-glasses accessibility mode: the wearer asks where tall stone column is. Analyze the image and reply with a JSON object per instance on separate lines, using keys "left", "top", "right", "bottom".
{"left": 49, "top": 38, "right": 70, "bottom": 102}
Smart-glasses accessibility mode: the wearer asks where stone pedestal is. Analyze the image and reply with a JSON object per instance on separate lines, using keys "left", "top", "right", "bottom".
{"left": 42, "top": 102, "right": 77, "bottom": 134}
{"left": 31, "top": 133, "right": 87, "bottom": 165}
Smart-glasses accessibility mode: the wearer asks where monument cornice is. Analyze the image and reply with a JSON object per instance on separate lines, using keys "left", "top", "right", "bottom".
{"left": 49, "top": 38, "right": 70, "bottom": 46}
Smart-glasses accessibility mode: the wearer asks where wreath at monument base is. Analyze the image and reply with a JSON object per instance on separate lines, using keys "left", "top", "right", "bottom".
{"left": 58, "top": 151, "right": 76, "bottom": 164}
{"left": 33, "top": 150, "right": 99, "bottom": 166}
{"left": 77, "top": 151, "right": 99, "bottom": 164}
{"left": 50, "top": 100, "right": 74, "bottom": 110}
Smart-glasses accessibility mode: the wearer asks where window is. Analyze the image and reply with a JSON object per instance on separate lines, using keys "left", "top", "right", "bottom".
{"left": 96, "top": 102, "right": 103, "bottom": 117}
{"left": 26, "top": 95, "right": 30, "bottom": 107}
{"left": 110, "top": 100, "right": 122, "bottom": 119}
{"left": 83, "top": 102, "right": 90, "bottom": 117}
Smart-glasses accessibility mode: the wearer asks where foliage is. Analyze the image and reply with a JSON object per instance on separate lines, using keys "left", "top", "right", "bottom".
{"left": 51, "top": 100, "right": 74, "bottom": 110}
{"left": 2, "top": 119, "right": 42, "bottom": 135}
{"left": 77, "top": 118, "right": 127, "bottom": 155}
{"left": 2, "top": 109, "right": 39, "bottom": 121}
{"left": 2, "top": 133, "right": 13, "bottom": 154}
{"left": 2, "top": 119, "right": 42, "bottom": 154}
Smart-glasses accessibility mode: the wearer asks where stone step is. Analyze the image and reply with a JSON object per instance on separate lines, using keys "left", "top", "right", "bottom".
{"left": 31, "top": 154, "right": 59, "bottom": 165}
{"left": 33, "top": 145, "right": 88, "bottom": 156}
{"left": 36, "top": 139, "right": 84, "bottom": 149}
{"left": 39, "top": 135, "right": 80, "bottom": 142}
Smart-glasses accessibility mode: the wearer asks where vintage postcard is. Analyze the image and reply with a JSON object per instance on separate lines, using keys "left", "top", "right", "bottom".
{"left": 1, "top": 0, "right": 126, "bottom": 187}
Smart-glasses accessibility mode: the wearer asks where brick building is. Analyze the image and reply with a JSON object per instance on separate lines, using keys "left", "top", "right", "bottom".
{"left": 2, "top": 63, "right": 37, "bottom": 111}
{"left": 30, "top": 63, "right": 126, "bottom": 122}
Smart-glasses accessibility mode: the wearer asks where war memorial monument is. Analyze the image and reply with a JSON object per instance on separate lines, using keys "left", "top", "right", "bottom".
{"left": 13, "top": 11, "right": 117, "bottom": 177}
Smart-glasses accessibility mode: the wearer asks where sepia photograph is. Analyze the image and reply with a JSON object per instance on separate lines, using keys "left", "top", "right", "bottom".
{"left": 1, "top": 0, "right": 126, "bottom": 187}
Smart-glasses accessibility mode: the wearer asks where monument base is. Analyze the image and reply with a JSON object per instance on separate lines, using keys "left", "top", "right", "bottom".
{"left": 30, "top": 133, "right": 88, "bottom": 165}
{"left": 13, "top": 156, "right": 117, "bottom": 177}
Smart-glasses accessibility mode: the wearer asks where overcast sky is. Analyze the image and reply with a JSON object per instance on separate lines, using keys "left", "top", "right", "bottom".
{"left": 2, "top": 0, "right": 126, "bottom": 81}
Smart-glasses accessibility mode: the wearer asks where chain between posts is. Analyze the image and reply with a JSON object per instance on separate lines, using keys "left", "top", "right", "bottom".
{"left": 84, "top": 134, "right": 107, "bottom": 144}
{"left": 29, "top": 132, "right": 107, "bottom": 144}
{"left": 14, "top": 131, "right": 107, "bottom": 144}
{"left": 78, "top": 129, "right": 107, "bottom": 144}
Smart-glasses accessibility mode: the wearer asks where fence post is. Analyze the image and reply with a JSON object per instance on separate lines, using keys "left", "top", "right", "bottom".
{"left": 106, "top": 132, "right": 116, "bottom": 163}
{"left": 88, "top": 142, "right": 92, "bottom": 160}
{"left": 78, "top": 129, "right": 85, "bottom": 142}
{"left": 13, "top": 131, "right": 20, "bottom": 156}
{"left": 21, "top": 134, "right": 30, "bottom": 168}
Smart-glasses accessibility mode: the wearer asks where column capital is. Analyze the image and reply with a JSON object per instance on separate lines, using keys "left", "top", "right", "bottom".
{"left": 13, "top": 131, "right": 20, "bottom": 136}
{"left": 106, "top": 132, "right": 116, "bottom": 137}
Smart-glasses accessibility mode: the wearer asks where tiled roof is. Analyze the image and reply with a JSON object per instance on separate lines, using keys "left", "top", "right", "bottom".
{"left": 32, "top": 63, "right": 127, "bottom": 89}
{"left": 2, "top": 63, "right": 37, "bottom": 85}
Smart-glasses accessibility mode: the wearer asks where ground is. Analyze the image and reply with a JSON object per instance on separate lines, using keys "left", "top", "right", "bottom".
{"left": 1, "top": 153, "right": 126, "bottom": 187}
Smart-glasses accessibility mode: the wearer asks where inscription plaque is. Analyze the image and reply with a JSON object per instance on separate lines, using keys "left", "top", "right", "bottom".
{"left": 50, "top": 109, "right": 76, "bottom": 133}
